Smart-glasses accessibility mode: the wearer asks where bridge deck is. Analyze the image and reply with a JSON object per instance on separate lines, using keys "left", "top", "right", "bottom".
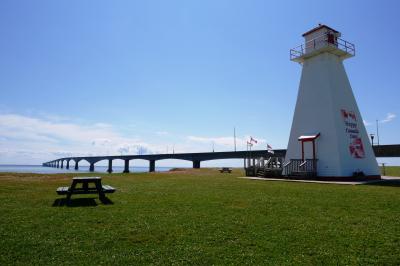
{"left": 43, "top": 145, "right": 400, "bottom": 171}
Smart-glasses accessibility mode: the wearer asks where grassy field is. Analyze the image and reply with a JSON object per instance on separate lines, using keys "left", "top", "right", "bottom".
{"left": 382, "top": 166, "right": 400, "bottom": 177}
{"left": 1, "top": 168, "right": 400, "bottom": 265}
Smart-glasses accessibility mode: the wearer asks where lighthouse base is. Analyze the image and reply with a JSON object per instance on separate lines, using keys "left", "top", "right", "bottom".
{"left": 284, "top": 175, "right": 381, "bottom": 182}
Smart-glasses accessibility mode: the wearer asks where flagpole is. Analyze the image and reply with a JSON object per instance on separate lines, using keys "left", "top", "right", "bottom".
{"left": 244, "top": 142, "right": 248, "bottom": 169}
{"left": 249, "top": 140, "right": 252, "bottom": 169}
{"left": 246, "top": 141, "right": 249, "bottom": 169}
{"left": 250, "top": 142, "right": 253, "bottom": 174}
{"left": 376, "top": 119, "right": 380, "bottom": 147}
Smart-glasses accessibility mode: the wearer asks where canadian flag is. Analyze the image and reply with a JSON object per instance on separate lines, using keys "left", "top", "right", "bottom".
{"left": 267, "top": 144, "right": 274, "bottom": 154}
{"left": 250, "top": 137, "right": 258, "bottom": 144}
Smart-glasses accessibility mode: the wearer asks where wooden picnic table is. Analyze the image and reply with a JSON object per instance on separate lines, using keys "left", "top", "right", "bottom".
{"left": 219, "top": 167, "right": 232, "bottom": 173}
{"left": 56, "top": 177, "right": 115, "bottom": 203}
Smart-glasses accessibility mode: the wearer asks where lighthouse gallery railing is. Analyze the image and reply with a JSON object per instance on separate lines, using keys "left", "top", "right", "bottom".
{"left": 290, "top": 32, "right": 355, "bottom": 61}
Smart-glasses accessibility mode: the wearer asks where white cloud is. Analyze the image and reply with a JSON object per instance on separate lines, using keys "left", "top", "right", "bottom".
{"left": 364, "top": 113, "right": 396, "bottom": 126}
{"left": 0, "top": 114, "right": 121, "bottom": 144}
{"left": 91, "top": 138, "right": 112, "bottom": 147}
{"left": 0, "top": 113, "right": 272, "bottom": 166}
{"left": 36, "top": 112, "right": 73, "bottom": 123}
{"left": 0, "top": 113, "right": 161, "bottom": 164}
{"left": 381, "top": 113, "right": 396, "bottom": 123}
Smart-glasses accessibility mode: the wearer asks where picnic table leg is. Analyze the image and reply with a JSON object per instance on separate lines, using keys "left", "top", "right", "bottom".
{"left": 66, "top": 180, "right": 77, "bottom": 204}
{"left": 83, "top": 182, "right": 88, "bottom": 192}
{"left": 95, "top": 180, "right": 106, "bottom": 201}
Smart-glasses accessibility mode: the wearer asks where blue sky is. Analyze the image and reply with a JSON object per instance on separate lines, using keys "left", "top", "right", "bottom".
{"left": 0, "top": 0, "right": 399, "bottom": 166}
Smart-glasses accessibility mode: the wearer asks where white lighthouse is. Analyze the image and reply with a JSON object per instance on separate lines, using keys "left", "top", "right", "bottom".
{"left": 284, "top": 24, "right": 380, "bottom": 178}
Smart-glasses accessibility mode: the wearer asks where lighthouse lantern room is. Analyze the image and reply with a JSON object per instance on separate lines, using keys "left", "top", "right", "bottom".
{"left": 290, "top": 24, "right": 355, "bottom": 63}
{"left": 284, "top": 25, "right": 380, "bottom": 179}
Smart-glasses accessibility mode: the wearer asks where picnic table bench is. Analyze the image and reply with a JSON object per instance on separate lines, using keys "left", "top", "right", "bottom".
{"left": 219, "top": 167, "right": 232, "bottom": 173}
{"left": 56, "top": 177, "right": 115, "bottom": 202}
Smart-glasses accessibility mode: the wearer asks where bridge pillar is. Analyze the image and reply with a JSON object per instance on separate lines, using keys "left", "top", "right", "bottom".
{"left": 107, "top": 159, "right": 113, "bottom": 173}
{"left": 56, "top": 161, "right": 60, "bottom": 168}
{"left": 123, "top": 160, "right": 130, "bottom": 173}
{"left": 66, "top": 160, "right": 70, "bottom": 169}
{"left": 149, "top": 160, "right": 155, "bottom": 172}
{"left": 60, "top": 160, "right": 64, "bottom": 169}
{"left": 193, "top": 160, "right": 201, "bottom": 169}
{"left": 74, "top": 160, "right": 79, "bottom": 170}
{"left": 89, "top": 163, "right": 95, "bottom": 172}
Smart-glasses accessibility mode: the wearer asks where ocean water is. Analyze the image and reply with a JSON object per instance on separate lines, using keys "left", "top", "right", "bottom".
{"left": 0, "top": 165, "right": 173, "bottom": 174}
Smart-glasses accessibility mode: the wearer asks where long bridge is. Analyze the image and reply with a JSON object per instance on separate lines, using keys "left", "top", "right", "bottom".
{"left": 43, "top": 144, "right": 400, "bottom": 173}
{"left": 43, "top": 149, "right": 286, "bottom": 173}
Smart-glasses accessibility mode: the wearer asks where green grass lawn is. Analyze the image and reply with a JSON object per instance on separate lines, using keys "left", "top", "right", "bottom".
{"left": 1, "top": 168, "right": 400, "bottom": 265}
{"left": 382, "top": 166, "right": 400, "bottom": 177}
